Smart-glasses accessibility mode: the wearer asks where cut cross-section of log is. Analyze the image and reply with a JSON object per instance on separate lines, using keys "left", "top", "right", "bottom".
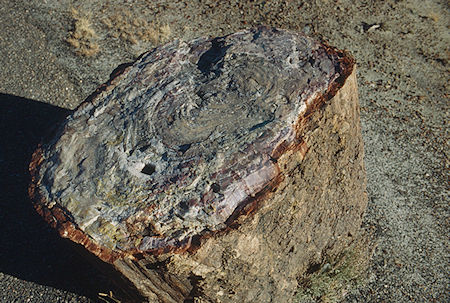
{"left": 29, "top": 27, "right": 367, "bottom": 303}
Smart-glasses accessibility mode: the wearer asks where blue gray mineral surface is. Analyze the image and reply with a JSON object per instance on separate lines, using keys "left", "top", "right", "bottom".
{"left": 33, "top": 27, "right": 343, "bottom": 254}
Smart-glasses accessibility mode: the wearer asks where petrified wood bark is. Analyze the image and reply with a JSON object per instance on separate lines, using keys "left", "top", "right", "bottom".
{"left": 29, "top": 27, "right": 367, "bottom": 303}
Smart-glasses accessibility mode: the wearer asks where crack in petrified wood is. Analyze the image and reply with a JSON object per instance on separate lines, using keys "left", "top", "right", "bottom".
{"left": 29, "top": 27, "right": 353, "bottom": 261}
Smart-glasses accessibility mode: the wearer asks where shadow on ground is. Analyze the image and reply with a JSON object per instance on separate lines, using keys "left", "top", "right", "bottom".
{"left": 0, "top": 93, "right": 114, "bottom": 301}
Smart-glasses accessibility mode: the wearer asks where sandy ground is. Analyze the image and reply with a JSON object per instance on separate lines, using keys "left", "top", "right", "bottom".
{"left": 0, "top": 0, "right": 448, "bottom": 302}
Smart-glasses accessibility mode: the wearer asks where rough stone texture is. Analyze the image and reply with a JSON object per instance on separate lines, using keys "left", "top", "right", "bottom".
{"left": 29, "top": 27, "right": 366, "bottom": 302}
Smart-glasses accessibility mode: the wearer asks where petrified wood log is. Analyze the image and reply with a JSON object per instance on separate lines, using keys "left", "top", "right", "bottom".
{"left": 29, "top": 27, "right": 367, "bottom": 303}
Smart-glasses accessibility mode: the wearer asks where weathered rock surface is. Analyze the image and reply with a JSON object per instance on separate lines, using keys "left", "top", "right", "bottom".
{"left": 29, "top": 27, "right": 366, "bottom": 302}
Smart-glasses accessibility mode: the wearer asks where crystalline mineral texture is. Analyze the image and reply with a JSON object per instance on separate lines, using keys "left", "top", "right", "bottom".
{"left": 29, "top": 27, "right": 357, "bottom": 264}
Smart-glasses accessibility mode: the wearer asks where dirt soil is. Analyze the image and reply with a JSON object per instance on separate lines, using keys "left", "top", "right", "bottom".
{"left": 0, "top": 0, "right": 448, "bottom": 302}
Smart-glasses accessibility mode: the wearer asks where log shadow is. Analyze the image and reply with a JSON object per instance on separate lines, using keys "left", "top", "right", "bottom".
{"left": 0, "top": 93, "right": 113, "bottom": 301}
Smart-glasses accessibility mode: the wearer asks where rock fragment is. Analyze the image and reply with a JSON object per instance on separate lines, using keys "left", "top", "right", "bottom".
{"left": 30, "top": 27, "right": 366, "bottom": 302}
